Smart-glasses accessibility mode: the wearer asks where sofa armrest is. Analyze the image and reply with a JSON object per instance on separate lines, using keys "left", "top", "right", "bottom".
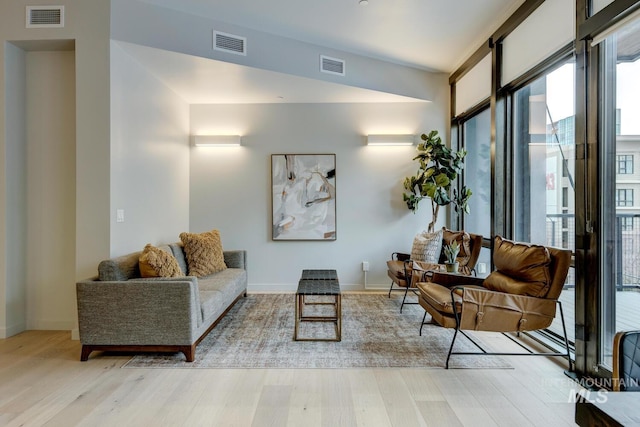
{"left": 430, "top": 272, "right": 484, "bottom": 288}
{"left": 76, "top": 277, "right": 201, "bottom": 345}
{"left": 224, "top": 250, "right": 247, "bottom": 269}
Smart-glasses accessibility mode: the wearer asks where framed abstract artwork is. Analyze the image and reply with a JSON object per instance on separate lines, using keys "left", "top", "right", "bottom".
{"left": 271, "top": 154, "right": 336, "bottom": 241}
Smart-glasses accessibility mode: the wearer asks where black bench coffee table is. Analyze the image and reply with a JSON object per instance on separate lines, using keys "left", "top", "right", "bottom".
{"left": 294, "top": 269, "right": 341, "bottom": 342}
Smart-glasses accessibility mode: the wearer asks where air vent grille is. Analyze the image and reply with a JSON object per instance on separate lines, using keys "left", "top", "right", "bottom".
{"left": 320, "top": 55, "right": 345, "bottom": 76}
{"left": 26, "top": 6, "right": 64, "bottom": 28}
{"left": 213, "top": 31, "right": 247, "bottom": 56}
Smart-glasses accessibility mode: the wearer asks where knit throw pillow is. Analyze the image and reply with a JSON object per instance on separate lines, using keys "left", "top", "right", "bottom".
{"left": 179, "top": 229, "right": 227, "bottom": 277}
{"left": 139, "top": 244, "right": 183, "bottom": 278}
{"left": 411, "top": 229, "right": 443, "bottom": 263}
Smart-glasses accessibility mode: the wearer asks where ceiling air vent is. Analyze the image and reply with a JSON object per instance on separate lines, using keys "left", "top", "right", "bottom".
{"left": 320, "top": 55, "right": 345, "bottom": 76}
{"left": 26, "top": 6, "right": 64, "bottom": 28}
{"left": 213, "top": 31, "right": 247, "bottom": 56}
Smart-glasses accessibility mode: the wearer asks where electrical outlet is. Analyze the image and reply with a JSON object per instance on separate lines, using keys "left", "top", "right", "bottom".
{"left": 116, "top": 209, "right": 125, "bottom": 223}
{"left": 362, "top": 261, "right": 369, "bottom": 272}
{"left": 477, "top": 262, "right": 487, "bottom": 274}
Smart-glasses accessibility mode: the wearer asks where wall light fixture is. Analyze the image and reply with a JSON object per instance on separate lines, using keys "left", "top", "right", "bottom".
{"left": 366, "top": 134, "right": 414, "bottom": 146}
{"left": 193, "top": 135, "right": 242, "bottom": 147}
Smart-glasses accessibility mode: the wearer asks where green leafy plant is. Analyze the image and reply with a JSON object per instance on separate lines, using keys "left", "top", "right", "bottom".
{"left": 444, "top": 240, "right": 460, "bottom": 264}
{"left": 402, "top": 130, "right": 472, "bottom": 232}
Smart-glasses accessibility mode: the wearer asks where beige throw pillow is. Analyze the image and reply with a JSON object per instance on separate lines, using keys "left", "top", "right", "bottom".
{"left": 411, "top": 229, "right": 443, "bottom": 263}
{"left": 139, "top": 244, "right": 183, "bottom": 278}
{"left": 179, "top": 229, "right": 227, "bottom": 277}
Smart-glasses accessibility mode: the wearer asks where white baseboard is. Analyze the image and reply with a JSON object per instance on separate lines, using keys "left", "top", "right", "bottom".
{"left": 0, "top": 321, "right": 26, "bottom": 338}
{"left": 364, "top": 284, "right": 390, "bottom": 291}
{"left": 28, "top": 319, "right": 76, "bottom": 331}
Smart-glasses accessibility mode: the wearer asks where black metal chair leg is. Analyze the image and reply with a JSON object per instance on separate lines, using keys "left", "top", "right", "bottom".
{"left": 446, "top": 328, "right": 460, "bottom": 369}
{"left": 558, "top": 300, "right": 574, "bottom": 372}
{"left": 388, "top": 281, "right": 395, "bottom": 298}
{"left": 446, "top": 287, "right": 463, "bottom": 369}
{"left": 400, "top": 286, "right": 411, "bottom": 313}
{"left": 420, "top": 311, "right": 427, "bottom": 336}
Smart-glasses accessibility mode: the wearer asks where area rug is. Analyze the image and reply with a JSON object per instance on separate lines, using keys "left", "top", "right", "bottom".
{"left": 123, "top": 293, "right": 511, "bottom": 369}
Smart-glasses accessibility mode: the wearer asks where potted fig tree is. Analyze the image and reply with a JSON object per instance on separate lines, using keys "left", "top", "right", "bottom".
{"left": 402, "top": 130, "right": 472, "bottom": 232}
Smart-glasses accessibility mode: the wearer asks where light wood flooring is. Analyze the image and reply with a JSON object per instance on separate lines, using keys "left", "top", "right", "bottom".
{"left": 0, "top": 329, "right": 582, "bottom": 426}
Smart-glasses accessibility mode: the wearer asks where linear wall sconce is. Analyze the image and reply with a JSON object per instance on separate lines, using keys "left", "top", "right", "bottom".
{"left": 193, "top": 135, "right": 242, "bottom": 147}
{"left": 366, "top": 134, "right": 415, "bottom": 146}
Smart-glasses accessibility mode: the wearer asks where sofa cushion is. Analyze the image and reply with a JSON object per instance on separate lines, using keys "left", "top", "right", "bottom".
{"left": 483, "top": 236, "right": 551, "bottom": 297}
{"left": 417, "top": 282, "right": 463, "bottom": 315}
{"left": 138, "top": 244, "right": 183, "bottom": 278}
{"left": 199, "top": 290, "right": 229, "bottom": 324}
{"left": 179, "top": 229, "right": 227, "bottom": 277}
{"left": 169, "top": 243, "right": 189, "bottom": 275}
{"left": 411, "top": 229, "right": 443, "bottom": 263}
{"left": 198, "top": 268, "right": 247, "bottom": 321}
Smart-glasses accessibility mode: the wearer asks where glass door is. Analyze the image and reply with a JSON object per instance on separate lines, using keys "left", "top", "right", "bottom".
{"left": 461, "top": 108, "right": 492, "bottom": 276}
{"left": 512, "top": 60, "right": 577, "bottom": 343}
{"left": 598, "top": 19, "right": 640, "bottom": 369}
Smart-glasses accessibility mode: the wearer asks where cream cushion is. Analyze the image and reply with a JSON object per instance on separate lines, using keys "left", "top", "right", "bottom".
{"left": 411, "top": 229, "right": 443, "bottom": 263}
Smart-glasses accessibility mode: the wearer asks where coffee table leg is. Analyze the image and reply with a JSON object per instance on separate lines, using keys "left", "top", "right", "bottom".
{"left": 335, "top": 294, "right": 341, "bottom": 342}
{"left": 294, "top": 293, "right": 300, "bottom": 341}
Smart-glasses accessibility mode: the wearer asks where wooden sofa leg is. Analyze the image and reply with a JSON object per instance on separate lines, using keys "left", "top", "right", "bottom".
{"left": 182, "top": 345, "right": 196, "bottom": 362}
{"left": 80, "top": 345, "right": 92, "bottom": 361}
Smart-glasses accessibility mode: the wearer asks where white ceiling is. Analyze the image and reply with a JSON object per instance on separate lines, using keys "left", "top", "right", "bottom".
{"left": 140, "top": 0, "right": 524, "bottom": 72}
{"left": 127, "top": 0, "right": 525, "bottom": 104}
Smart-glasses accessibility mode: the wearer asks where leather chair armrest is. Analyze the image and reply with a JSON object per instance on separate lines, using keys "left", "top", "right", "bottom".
{"left": 455, "top": 286, "right": 558, "bottom": 332}
{"left": 392, "top": 252, "right": 411, "bottom": 262}
{"left": 429, "top": 272, "right": 485, "bottom": 288}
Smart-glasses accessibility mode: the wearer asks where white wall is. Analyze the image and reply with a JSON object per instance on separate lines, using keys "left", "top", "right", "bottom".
{"left": 189, "top": 95, "right": 449, "bottom": 290}
{"left": 0, "top": 0, "right": 111, "bottom": 337}
{"left": 110, "top": 42, "right": 190, "bottom": 256}
{"left": 2, "top": 43, "right": 27, "bottom": 337}
{"left": 25, "top": 51, "right": 77, "bottom": 330}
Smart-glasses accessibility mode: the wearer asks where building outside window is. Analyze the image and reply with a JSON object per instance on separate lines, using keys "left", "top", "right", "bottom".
{"left": 616, "top": 189, "right": 634, "bottom": 207}
{"left": 617, "top": 154, "right": 634, "bottom": 174}
{"left": 620, "top": 216, "right": 635, "bottom": 231}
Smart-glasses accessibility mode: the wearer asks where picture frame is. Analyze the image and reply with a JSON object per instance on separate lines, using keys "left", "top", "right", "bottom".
{"left": 271, "top": 154, "right": 336, "bottom": 241}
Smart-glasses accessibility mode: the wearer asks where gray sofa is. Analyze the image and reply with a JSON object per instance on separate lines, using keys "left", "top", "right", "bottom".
{"left": 76, "top": 243, "right": 247, "bottom": 362}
